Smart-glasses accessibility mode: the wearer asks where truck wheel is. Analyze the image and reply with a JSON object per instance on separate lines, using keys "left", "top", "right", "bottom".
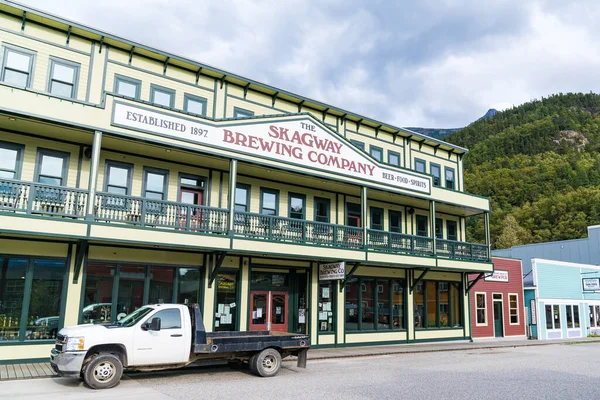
{"left": 83, "top": 353, "right": 123, "bottom": 390}
{"left": 248, "top": 353, "right": 259, "bottom": 374}
{"left": 253, "top": 348, "right": 282, "bottom": 377}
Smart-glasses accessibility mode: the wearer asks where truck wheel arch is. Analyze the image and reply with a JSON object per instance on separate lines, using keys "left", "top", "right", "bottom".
{"left": 84, "top": 344, "right": 128, "bottom": 368}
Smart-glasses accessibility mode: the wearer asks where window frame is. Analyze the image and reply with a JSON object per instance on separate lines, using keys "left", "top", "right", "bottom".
{"left": 142, "top": 166, "right": 170, "bottom": 201}
{"left": 234, "top": 183, "right": 251, "bottom": 213}
{"left": 414, "top": 280, "right": 463, "bottom": 329}
{"left": 435, "top": 218, "right": 444, "bottom": 239}
{"left": 387, "top": 150, "right": 400, "bottom": 167}
{"left": 314, "top": 196, "right": 330, "bottom": 224}
{"left": 183, "top": 93, "right": 208, "bottom": 116}
{"left": 150, "top": 84, "right": 176, "bottom": 108}
{"left": 46, "top": 56, "right": 80, "bottom": 99}
{"left": 34, "top": 148, "right": 70, "bottom": 186}
{"left": 388, "top": 210, "right": 402, "bottom": 233}
{"left": 350, "top": 140, "right": 365, "bottom": 152}
{"left": 0, "top": 44, "right": 36, "bottom": 88}
{"left": 0, "top": 140, "right": 25, "bottom": 180}
{"left": 148, "top": 308, "right": 182, "bottom": 330}
{"left": 233, "top": 107, "right": 254, "bottom": 118}
{"left": 475, "top": 292, "right": 487, "bottom": 326}
{"left": 370, "top": 206, "right": 384, "bottom": 231}
{"left": 447, "top": 220, "right": 458, "bottom": 241}
{"left": 103, "top": 160, "right": 134, "bottom": 195}
{"left": 370, "top": 145, "right": 383, "bottom": 162}
{"left": 113, "top": 74, "right": 142, "bottom": 99}
{"left": 445, "top": 166, "right": 456, "bottom": 190}
{"left": 259, "top": 187, "right": 279, "bottom": 215}
{"left": 288, "top": 192, "right": 306, "bottom": 219}
{"left": 430, "top": 162, "right": 441, "bottom": 187}
{"left": 414, "top": 158, "right": 426, "bottom": 174}
{"left": 416, "top": 214, "right": 428, "bottom": 237}
{"left": 508, "top": 293, "right": 519, "bottom": 325}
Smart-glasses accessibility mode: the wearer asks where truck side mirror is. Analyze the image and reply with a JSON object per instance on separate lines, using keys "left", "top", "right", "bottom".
{"left": 150, "top": 317, "right": 161, "bottom": 331}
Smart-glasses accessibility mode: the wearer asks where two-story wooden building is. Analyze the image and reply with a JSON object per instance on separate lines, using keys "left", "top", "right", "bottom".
{"left": 0, "top": 1, "right": 493, "bottom": 363}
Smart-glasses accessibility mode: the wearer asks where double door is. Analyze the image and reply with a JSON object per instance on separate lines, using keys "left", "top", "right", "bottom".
{"left": 249, "top": 291, "right": 288, "bottom": 332}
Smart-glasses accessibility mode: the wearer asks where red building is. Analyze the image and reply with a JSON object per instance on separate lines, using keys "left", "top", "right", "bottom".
{"left": 469, "top": 257, "right": 526, "bottom": 339}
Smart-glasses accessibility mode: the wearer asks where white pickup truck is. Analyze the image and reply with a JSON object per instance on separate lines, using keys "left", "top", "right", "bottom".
{"left": 50, "top": 303, "right": 309, "bottom": 389}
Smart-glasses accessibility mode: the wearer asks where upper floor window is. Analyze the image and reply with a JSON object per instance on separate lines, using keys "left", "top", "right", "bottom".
{"left": 143, "top": 167, "right": 169, "bottom": 200}
{"left": 416, "top": 215, "right": 428, "bottom": 237}
{"left": 370, "top": 146, "right": 383, "bottom": 162}
{"left": 350, "top": 140, "right": 365, "bottom": 152}
{"left": 0, "top": 141, "right": 24, "bottom": 179}
{"left": 370, "top": 207, "right": 383, "bottom": 231}
{"left": 314, "top": 197, "right": 330, "bottom": 223}
{"left": 234, "top": 184, "right": 250, "bottom": 213}
{"left": 435, "top": 218, "right": 443, "bottom": 239}
{"left": 114, "top": 75, "right": 141, "bottom": 99}
{"left": 388, "top": 151, "right": 400, "bottom": 167}
{"left": 104, "top": 161, "right": 132, "bottom": 195}
{"left": 415, "top": 159, "right": 426, "bottom": 174}
{"left": 346, "top": 203, "right": 361, "bottom": 227}
{"left": 1, "top": 45, "right": 35, "bottom": 88}
{"left": 151, "top": 85, "right": 175, "bottom": 108}
{"left": 389, "top": 210, "right": 401, "bottom": 233}
{"left": 260, "top": 188, "right": 278, "bottom": 215}
{"left": 234, "top": 107, "right": 254, "bottom": 118}
{"left": 430, "top": 163, "right": 441, "bottom": 187}
{"left": 447, "top": 220, "right": 458, "bottom": 241}
{"left": 35, "top": 149, "right": 69, "bottom": 186}
{"left": 289, "top": 193, "right": 305, "bottom": 219}
{"left": 445, "top": 167, "right": 455, "bottom": 190}
{"left": 184, "top": 94, "right": 207, "bottom": 116}
{"left": 47, "top": 57, "right": 79, "bottom": 99}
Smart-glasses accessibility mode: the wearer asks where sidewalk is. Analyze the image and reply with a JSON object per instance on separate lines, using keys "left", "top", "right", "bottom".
{"left": 2, "top": 337, "right": 600, "bottom": 381}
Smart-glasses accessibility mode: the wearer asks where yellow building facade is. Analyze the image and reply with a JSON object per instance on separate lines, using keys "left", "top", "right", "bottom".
{"left": 0, "top": 1, "right": 492, "bottom": 363}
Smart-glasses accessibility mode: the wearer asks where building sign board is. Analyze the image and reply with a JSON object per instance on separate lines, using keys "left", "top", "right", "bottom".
{"left": 112, "top": 102, "right": 430, "bottom": 194}
{"left": 484, "top": 270, "right": 509, "bottom": 282}
{"left": 319, "top": 262, "right": 346, "bottom": 280}
{"left": 582, "top": 278, "right": 600, "bottom": 291}
{"left": 530, "top": 299, "right": 537, "bottom": 325}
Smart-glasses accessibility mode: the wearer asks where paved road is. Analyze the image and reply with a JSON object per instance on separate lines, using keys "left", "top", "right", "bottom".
{"left": 4, "top": 343, "right": 600, "bottom": 400}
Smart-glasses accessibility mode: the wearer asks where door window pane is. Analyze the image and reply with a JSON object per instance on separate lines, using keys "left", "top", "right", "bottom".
{"left": 314, "top": 197, "right": 330, "bottom": 223}
{"left": 151, "top": 308, "right": 181, "bottom": 329}
{"left": 447, "top": 221, "right": 458, "bottom": 241}
{"left": 252, "top": 293, "right": 267, "bottom": 325}
{"left": 389, "top": 211, "right": 401, "bottom": 233}
{"left": 435, "top": 218, "right": 443, "bottom": 239}
{"left": 178, "top": 268, "right": 201, "bottom": 305}
{"left": 289, "top": 195, "right": 304, "bottom": 219}
{"left": 566, "top": 305, "right": 573, "bottom": 329}
{"left": 0, "top": 258, "right": 27, "bottom": 341}
{"left": 545, "top": 305, "right": 553, "bottom": 329}
{"left": 271, "top": 294, "right": 286, "bottom": 325}
{"left": 573, "top": 305, "right": 580, "bottom": 328}
{"left": 82, "top": 263, "right": 115, "bottom": 324}
{"left": 319, "top": 282, "right": 334, "bottom": 332}
{"left": 416, "top": 215, "right": 428, "bottom": 236}
{"left": 215, "top": 273, "right": 238, "bottom": 331}
{"left": 371, "top": 208, "right": 383, "bottom": 230}
{"left": 553, "top": 305, "right": 561, "bottom": 329}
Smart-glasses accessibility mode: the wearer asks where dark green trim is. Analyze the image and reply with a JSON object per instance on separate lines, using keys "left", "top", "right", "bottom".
{"left": 288, "top": 192, "right": 306, "bottom": 219}
{"left": 85, "top": 41, "right": 95, "bottom": 102}
{"left": 227, "top": 93, "right": 289, "bottom": 114}
{"left": 212, "top": 79, "right": 217, "bottom": 118}
{"left": 369, "top": 145, "right": 383, "bottom": 163}
{"left": 33, "top": 147, "right": 70, "bottom": 185}
{"left": 233, "top": 107, "right": 254, "bottom": 118}
{"left": 414, "top": 158, "right": 426, "bottom": 174}
{"left": 369, "top": 206, "right": 384, "bottom": 230}
{"left": 349, "top": 139, "right": 365, "bottom": 152}
{"left": 430, "top": 162, "right": 441, "bottom": 188}
{"left": 113, "top": 73, "right": 141, "bottom": 100}
{"left": 389, "top": 209, "right": 402, "bottom": 233}
{"left": 313, "top": 196, "right": 331, "bottom": 224}
{"left": 149, "top": 84, "right": 176, "bottom": 108}
{"left": 223, "top": 82, "right": 228, "bottom": 118}
{"left": 141, "top": 165, "right": 169, "bottom": 200}
{"left": 183, "top": 93, "right": 208, "bottom": 117}
{"left": 58, "top": 244, "right": 72, "bottom": 330}
{"left": 100, "top": 43, "right": 108, "bottom": 98}
{"left": 46, "top": 56, "right": 81, "bottom": 100}
{"left": 444, "top": 166, "right": 456, "bottom": 190}
{"left": 259, "top": 187, "right": 279, "bottom": 215}
{"left": 387, "top": 150, "right": 401, "bottom": 168}
{"left": 0, "top": 139, "right": 24, "bottom": 179}
{"left": 75, "top": 145, "right": 83, "bottom": 188}
{"left": 0, "top": 357, "right": 52, "bottom": 364}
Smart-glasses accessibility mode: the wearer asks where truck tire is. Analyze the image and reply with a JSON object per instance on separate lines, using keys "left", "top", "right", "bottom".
{"left": 83, "top": 353, "right": 123, "bottom": 390}
{"left": 248, "top": 353, "right": 259, "bottom": 375}
{"left": 252, "top": 348, "right": 282, "bottom": 377}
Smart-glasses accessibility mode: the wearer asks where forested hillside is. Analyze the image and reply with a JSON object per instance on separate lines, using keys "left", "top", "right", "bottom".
{"left": 445, "top": 93, "right": 600, "bottom": 249}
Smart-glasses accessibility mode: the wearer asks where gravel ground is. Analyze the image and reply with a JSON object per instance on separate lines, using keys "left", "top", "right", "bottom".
{"left": 129, "top": 343, "right": 600, "bottom": 400}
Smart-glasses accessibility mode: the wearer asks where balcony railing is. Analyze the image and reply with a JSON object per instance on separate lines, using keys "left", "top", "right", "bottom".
{"left": 367, "top": 229, "right": 434, "bottom": 256}
{"left": 436, "top": 239, "right": 489, "bottom": 262}
{"left": 94, "top": 192, "right": 228, "bottom": 234}
{"left": 0, "top": 179, "right": 87, "bottom": 218}
{"left": 232, "top": 212, "right": 363, "bottom": 249}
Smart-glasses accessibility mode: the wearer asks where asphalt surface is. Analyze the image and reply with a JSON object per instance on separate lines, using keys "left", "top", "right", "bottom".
{"left": 4, "top": 343, "right": 600, "bottom": 400}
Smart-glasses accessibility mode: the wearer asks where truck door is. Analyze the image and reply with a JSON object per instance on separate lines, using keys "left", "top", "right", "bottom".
{"left": 250, "top": 291, "right": 288, "bottom": 332}
{"left": 132, "top": 307, "right": 188, "bottom": 366}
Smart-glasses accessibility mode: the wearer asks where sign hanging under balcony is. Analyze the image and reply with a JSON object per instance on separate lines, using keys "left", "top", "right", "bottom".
{"left": 484, "top": 269, "right": 509, "bottom": 282}
{"left": 111, "top": 102, "right": 431, "bottom": 194}
{"left": 319, "top": 262, "right": 346, "bottom": 280}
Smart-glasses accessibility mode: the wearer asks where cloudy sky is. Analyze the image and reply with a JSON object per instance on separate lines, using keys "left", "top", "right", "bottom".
{"left": 15, "top": 0, "right": 600, "bottom": 128}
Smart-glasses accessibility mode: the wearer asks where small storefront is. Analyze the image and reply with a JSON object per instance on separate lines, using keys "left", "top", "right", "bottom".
{"left": 469, "top": 257, "right": 526, "bottom": 339}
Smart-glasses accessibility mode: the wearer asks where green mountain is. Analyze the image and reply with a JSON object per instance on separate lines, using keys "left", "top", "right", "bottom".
{"left": 407, "top": 109, "right": 498, "bottom": 139}
{"left": 444, "top": 93, "right": 600, "bottom": 249}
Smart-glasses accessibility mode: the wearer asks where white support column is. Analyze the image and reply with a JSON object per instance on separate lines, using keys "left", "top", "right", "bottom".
{"left": 227, "top": 159, "right": 238, "bottom": 233}
{"left": 86, "top": 130, "right": 102, "bottom": 218}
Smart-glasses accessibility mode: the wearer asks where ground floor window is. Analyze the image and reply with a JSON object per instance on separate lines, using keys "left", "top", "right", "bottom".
{"left": 509, "top": 294, "right": 519, "bottom": 325}
{"left": 82, "top": 262, "right": 202, "bottom": 324}
{"left": 590, "top": 305, "right": 600, "bottom": 327}
{"left": 0, "top": 256, "right": 67, "bottom": 342}
{"left": 214, "top": 272, "right": 239, "bottom": 331}
{"left": 545, "top": 304, "right": 561, "bottom": 330}
{"left": 345, "top": 277, "right": 405, "bottom": 332}
{"left": 318, "top": 281, "right": 335, "bottom": 332}
{"left": 414, "top": 280, "right": 462, "bottom": 329}
{"left": 566, "top": 305, "right": 580, "bottom": 329}
{"left": 476, "top": 293, "right": 487, "bottom": 325}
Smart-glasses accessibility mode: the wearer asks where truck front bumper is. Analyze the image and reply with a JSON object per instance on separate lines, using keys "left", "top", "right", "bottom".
{"left": 50, "top": 348, "right": 86, "bottom": 377}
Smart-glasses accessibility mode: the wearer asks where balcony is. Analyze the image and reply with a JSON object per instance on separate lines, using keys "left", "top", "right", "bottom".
{"left": 0, "top": 180, "right": 490, "bottom": 262}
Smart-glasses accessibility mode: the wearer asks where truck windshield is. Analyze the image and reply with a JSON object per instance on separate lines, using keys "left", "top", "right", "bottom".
{"left": 116, "top": 306, "right": 154, "bottom": 327}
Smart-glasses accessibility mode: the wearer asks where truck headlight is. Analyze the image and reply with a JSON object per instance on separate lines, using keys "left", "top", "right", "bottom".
{"left": 65, "top": 336, "right": 85, "bottom": 351}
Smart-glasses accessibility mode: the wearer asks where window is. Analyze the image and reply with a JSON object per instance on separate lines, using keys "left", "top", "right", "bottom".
{"left": 350, "top": 140, "right": 365, "bottom": 151}
{"left": 435, "top": 218, "right": 443, "bottom": 239}
{"left": 346, "top": 203, "right": 361, "bottom": 227}
{"left": 415, "top": 159, "right": 426, "bottom": 174}
{"left": 150, "top": 85, "right": 175, "bottom": 108}
{"left": 545, "top": 304, "right": 561, "bottom": 330}
{"left": 345, "top": 277, "right": 405, "bottom": 332}
{"left": 0, "top": 256, "right": 67, "bottom": 342}
{"left": 178, "top": 268, "right": 202, "bottom": 305}
{"left": 416, "top": 215, "right": 428, "bottom": 237}
{"left": 142, "top": 168, "right": 168, "bottom": 200}
{"left": 370, "top": 207, "right": 383, "bottom": 230}
{"left": 1, "top": 45, "right": 35, "bottom": 88}
{"left": 590, "top": 305, "right": 600, "bottom": 328}
{"left": 47, "top": 57, "right": 79, "bottom": 99}
{"left": 314, "top": 197, "right": 330, "bottom": 223}
{"left": 148, "top": 308, "right": 181, "bottom": 329}
{"left": 389, "top": 211, "right": 401, "bottom": 233}
{"left": 566, "top": 305, "right": 580, "bottom": 328}
{"left": 445, "top": 167, "right": 455, "bottom": 190}
{"left": 415, "top": 280, "right": 463, "bottom": 329}
{"left": 388, "top": 151, "right": 400, "bottom": 167}
{"left": 233, "top": 107, "right": 254, "bottom": 118}
{"left": 215, "top": 272, "right": 239, "bottom": 331}
{"left": 104, "top": 161, "right": 133, "bottom": 195}
{"left": 370, "top": 146, "right": 383, "bottom": 162}
{"left": 509, "top": 294, "right": 519, "bottom": 324}
{"left": 183, "top": 94, "right": 207, "bottom": 116}
{"left": 0, "top": 141, "right": 24, "bottom": 179}
{"left": 289, "top": 193, "right": 305, "bottom": 219}
{"left": 319, "top": 281, "right": 335, "bottom": 332}
{"left": 114, "top": 75, "right": 141, "bottom": 99}
{"left": 431, "top": 163, "right": 441, "bottom": 187}
{"left": 447, "top": 220, "right": 458, "bottom": 241}
{"left": 149, "top": 267, "right": 174, "bottom": 304}
{"left": 260, "top": 188, "right": 278, "bottom": 215}
{"left": 35, "top": 149, "right": 69, "bottom": 186}
{"left": 234, "top": 184, "right": 250, "bottom": 213}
